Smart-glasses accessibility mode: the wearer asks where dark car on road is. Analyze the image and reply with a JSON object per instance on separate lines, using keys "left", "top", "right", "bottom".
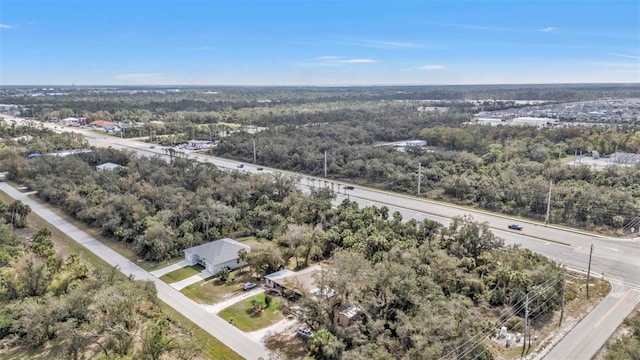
{"left": 343, "top": 185, "right": 355, "bottom": 190}
{"left": 508, "top": 224, "right": 523, "bottom": 231}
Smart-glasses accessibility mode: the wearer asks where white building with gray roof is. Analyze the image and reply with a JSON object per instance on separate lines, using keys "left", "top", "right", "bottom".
{"left": 184, "top": 238, "right": 250, "bottom": 274}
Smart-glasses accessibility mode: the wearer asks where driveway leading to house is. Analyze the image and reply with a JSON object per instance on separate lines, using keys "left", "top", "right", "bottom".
{"left": 204, "top": 286, "right": 265, "bottom": 314}
{"left": 170, "top": 269, "right": 214, "bottom": 290}
{"left": 150, "top": 260, "right": 190, "bottom": 277}
{"left": 0, "top": 182, "right": 270, "bottom": 360}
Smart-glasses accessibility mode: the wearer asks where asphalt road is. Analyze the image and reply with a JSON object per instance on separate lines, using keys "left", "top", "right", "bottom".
{"left": 0, "top": 182, "right": 270, "bottom": 360}
{"left": 544, "top": 282, "right": 640, "bottom": 359}
{"left": 17, "top": 120, "right": 640, "bottom": 359}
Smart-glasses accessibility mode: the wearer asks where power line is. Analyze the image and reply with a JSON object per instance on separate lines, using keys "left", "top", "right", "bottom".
{"left": 441, "top": 273, "right": 564, "bottom": 360}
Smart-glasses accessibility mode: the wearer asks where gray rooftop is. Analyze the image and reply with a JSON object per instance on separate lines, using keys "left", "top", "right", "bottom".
{"left": 96, "top": 162, "right": 123, "bottom": 171}
{"left": 184, "top": 238, "right": 250, "bottom": 265}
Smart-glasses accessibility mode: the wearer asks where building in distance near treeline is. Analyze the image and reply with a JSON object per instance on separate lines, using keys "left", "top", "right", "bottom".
{"left": 469, "top": 116, "right": 559, "bottom": 128}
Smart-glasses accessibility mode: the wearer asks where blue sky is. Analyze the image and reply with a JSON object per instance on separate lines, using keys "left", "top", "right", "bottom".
{"left": 1, "top": 0, "right": 639, "bottom": 85}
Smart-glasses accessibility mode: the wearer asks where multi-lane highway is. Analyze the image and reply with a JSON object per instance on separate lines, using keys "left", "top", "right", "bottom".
{"left": 10, "top": 119, "right": 640, "bottom": 359}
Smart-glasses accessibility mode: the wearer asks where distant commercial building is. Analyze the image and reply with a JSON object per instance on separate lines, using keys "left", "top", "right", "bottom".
{"left": 184, "top": 140, "right": 214, "bottom": 150}
{"left": 89, "top": 120, "right": 116, "bottom": 130}
{"left": 475, "top": 117, "right": 504, "bottom": 126}
{"left": 405, "top": 140, "right": 428, "bottom": 147}
{"left": 48, "top": 149, "right": 92, "bottom": 157}
{"left": 61, "top": 117, "right": 80, "bottom": 125}
{"left": 0, "top": 104, "right": 19, "bottom": 114}
{"left": 511, "top": 117, "right": 559, "bottom": 128}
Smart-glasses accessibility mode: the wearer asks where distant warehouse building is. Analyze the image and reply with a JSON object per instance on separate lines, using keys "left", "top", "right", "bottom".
{"left": 406, "top": 140, "right": 427, "bottom": 147}
{"left": 511, "top": 117, "right": 559, "bottom": 128}
{"left": 475, "top": 117, "right": 504, "bottom": 126}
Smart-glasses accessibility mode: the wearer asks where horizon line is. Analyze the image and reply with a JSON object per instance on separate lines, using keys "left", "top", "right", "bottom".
{"left": 2, "top": 81, "right": 639, "bottom": 88}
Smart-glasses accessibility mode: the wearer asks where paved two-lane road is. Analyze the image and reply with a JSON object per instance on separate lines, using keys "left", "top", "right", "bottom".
{"left": 0, "top": 182, "right": 270, "bottom": 360}
{"left": 544, "top": 282, "right": 640, "bottom": 359}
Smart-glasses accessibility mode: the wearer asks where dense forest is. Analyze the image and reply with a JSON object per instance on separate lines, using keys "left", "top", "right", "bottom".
{"left": 215, "top": 114, "right": 640, "bottom": 231}
{"left": 4, "top": 85, "right": 639, "bottom": 232}
{"left": 4, "top": 84, "right": 640, "bottom": 114}
{"left": 0, "top": 125, "right": 569, "bottom": 359}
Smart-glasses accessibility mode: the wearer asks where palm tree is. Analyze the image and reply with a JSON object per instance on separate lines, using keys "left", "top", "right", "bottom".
{"left": 6, "top": 200, "right": 31, "bottom": 228}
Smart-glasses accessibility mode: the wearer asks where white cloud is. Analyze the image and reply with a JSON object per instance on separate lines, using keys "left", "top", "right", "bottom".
{"left": 0, "top": 24, "right": 12, "bottom": 29}
{"left": 588, "top": 62, "right": 640, "bottom": 68}
{"left": 426, "top": 22, "right": 558, "bottom": 34}
{"left": 334, "top": 58, "right": 377, "bottom": 64}
{"left": 418, "top": 65, "right": 445, "bottom": 71}
{"left": 306, "top": 56, "right": 378, "bottom": 67}
{"left": 424, "top": 22, "right": 516, "bottom": 32}
{"left": 345, "top": 38, "right": 426, "bottom": 49}
{"left": 610, "top": 53, "right": 640, "bottom": 60}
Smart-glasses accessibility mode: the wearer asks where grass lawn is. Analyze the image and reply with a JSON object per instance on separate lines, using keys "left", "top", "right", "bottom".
{"left": 182, "top": 269, "right": 255, "bottom": 304}
{"left": 219, "top": 294, "right": 285, "bottom": 332}
{"left": 237, "top": 236, "right": 262, "bottom": 248}
{"left": 159, "top": 264, "right": 205, "bottom": 283}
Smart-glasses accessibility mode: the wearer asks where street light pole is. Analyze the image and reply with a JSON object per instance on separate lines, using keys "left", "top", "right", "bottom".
{"left": 587, "top": 244, "right": 594, "bottom": 299}
{"left": 545, "top": 179, "right": 553, "bottom": 224}
{"left": 417, "top": 162, "right": 422, "bottom": 195}
{"left": 324, "top": 150, "right": 327, "bottom": 178}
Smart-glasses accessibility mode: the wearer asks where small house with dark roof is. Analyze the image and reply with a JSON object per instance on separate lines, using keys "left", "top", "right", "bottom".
{"left": 184, "top": 238, "right": 250, "bottom": 274}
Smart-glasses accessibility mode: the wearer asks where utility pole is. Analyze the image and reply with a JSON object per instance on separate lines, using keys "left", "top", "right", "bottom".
{"left": 253, "top": 139, "right": 257, "bottom": 163}
{"left": 417, "top": 162, "right": 422, "bottom": 195}
{"left": 587, "top": 244, "right": 594, "bottom": 300}
{"left": 559, "top": 267, "right": 566, "bottom": 327}
{"left": 324, "top": 150, "right": 327, "bottom": 178}
{"left": 522, "top": 292, "right": 529, "bottom": 359}
{"left": 545, "top": 179, "right": 553, "bottom": 225}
